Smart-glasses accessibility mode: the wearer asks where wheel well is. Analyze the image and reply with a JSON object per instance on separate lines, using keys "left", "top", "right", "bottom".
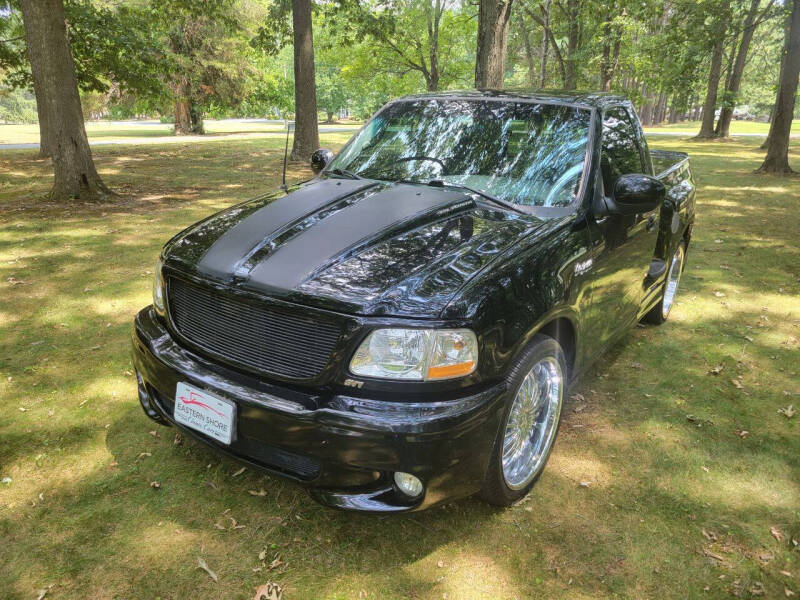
{"left": 537, "top": 317, "right": 576, "bottom": 377}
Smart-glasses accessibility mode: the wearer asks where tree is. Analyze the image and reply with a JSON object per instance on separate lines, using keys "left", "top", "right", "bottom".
{"left": 475, "top": 0, "right": 514, "bottom": 87}
{"left": 716, "top": 0, "right": 778, "bottom": 138}
{"left": 19, "top": 0, "right": 109, "bottom": 201}
{"left": 290, "top": 0, "right": 319, "bottom": 160}
{"left": 757, "top": 0, "right": 800, "bottom": 174}
{"left": 697, "top": 0, "right": 732, "bottom": 138}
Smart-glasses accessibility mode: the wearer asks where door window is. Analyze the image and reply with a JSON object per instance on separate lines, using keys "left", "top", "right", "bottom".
{"left": 600, "top": 107, "right": 645, "bottom": 193}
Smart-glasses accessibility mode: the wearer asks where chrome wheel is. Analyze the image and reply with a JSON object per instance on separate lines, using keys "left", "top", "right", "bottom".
{"left": 662, "top": 245, "right": 685, "bottom": 319}
{"left": 501, "top": 357, "right": 564, "bottom": 490}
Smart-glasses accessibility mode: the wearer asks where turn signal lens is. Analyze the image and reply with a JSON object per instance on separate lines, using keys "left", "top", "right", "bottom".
{"left": 349, "top": 328, "right": 478, "bottom": 381}
{"left": 152, "top": 258, "right": 166, "bottom": 315}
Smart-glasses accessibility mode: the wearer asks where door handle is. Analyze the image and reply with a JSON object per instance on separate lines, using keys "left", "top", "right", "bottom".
{"left": 645, "top": 215, "right": 658, "bottom": 232}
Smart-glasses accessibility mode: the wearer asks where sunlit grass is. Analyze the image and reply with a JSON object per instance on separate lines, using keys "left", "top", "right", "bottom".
{"left": 0, "top": 118, "right": 361, "bottom": 145}
{"left": 0, "top": 135, "right": 798, "bottom": 599}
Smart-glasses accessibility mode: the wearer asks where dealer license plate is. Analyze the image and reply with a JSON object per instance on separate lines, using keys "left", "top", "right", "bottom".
{"left": 174, "top": 382, "right": 235, "bottom": 445}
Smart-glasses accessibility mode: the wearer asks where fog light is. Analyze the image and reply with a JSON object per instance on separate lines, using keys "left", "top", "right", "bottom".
{"left": 393, "top": 471, "right": 423, "bottom": 498}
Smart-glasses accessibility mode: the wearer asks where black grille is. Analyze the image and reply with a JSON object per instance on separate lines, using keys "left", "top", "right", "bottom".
{"left": 168, "top": 277, "right": 341, "bottom": 379}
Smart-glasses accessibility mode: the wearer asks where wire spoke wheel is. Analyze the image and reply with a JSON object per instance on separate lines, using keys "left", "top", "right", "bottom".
{"left": 501, "top": 356, "right": 564, "bottom": 490}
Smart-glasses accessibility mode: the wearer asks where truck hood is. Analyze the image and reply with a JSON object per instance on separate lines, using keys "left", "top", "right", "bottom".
{"left": 164, "top": 178, "right": 543, "bottom": 317}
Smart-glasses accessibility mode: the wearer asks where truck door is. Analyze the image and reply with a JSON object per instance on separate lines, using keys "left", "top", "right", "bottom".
{"left": 584, "top": 105, "right": 660, "bottom": 349}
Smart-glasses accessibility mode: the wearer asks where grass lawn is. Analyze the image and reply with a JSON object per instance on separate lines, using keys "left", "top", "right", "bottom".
{"left": 0, "top": 119, "right": 361, "bottom": 145}
{"left": 643, "top": 119, "right": 800, "bottom": 135}
{"left": 0, "top": 134, "right": 798, "bottom": 600}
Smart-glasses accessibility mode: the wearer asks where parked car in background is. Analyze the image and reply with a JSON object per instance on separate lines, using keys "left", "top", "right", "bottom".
{"left": 132, "top": 90, "right": 696, "bottom": 512}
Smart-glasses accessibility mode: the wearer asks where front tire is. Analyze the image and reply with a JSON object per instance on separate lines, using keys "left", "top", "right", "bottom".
{"left": 480, "top": 335, "right": 567, "bottom": 507}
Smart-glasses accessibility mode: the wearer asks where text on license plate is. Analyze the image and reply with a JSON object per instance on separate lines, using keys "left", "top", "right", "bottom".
{"left": 174, "top": 382, "right": 235, "bottom": 445}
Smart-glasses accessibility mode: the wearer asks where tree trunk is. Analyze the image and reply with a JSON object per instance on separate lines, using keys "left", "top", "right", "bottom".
{"left": 520, "top": 18, "right": 537, "bottom": 87}
{"left": 757, "top": 0, "right": 800, "bottom": 174}
{"left": 426, "top": 0, "right": 442, "bottom": 91}
{"left": 174, "top": 94, "right": 204, "bottom": 135}
{"left": 290, "top": 0, "right": 319, "bottom": 161}
{"left": 718, "top": 0, "right": 764, "bottom": 138}
{"left": 697, "top": 3, "right": 731, "bottom": 138}
{"left": 475, "top": 0, "right": 514, "bottom": 88}
{"left": 563, "top": 0, "right": 581, "bottom": 89}
{"left": 538, "top": 0, "right": 551, "bottom": 87}
{"left": 32, "top": 75, "right": 52, "bottom": 158}
{"left": 762, "top": 8, "right": 790, "bottom": 150}
{"left": 599, "top": 14, "right": 621, "bottom": 92}
{"left": 20, "top": 0, "right": 109, "bottom": 201}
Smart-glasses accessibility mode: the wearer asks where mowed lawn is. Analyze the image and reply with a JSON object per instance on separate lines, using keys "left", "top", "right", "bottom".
{"left": 0, "top": 134, "right": 798, "bottom": 600}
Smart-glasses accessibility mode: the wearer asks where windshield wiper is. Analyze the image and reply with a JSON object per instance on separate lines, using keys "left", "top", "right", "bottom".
{"left": 425, "top": 180, "right": 527, "bottom": 215}
{"left": 326, "top": 167, "right": 364, "bottom": 180}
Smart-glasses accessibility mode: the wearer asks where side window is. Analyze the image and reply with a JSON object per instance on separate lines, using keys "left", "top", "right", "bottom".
{"left": 601, "top": 107, "right": 645, "bottom": 193}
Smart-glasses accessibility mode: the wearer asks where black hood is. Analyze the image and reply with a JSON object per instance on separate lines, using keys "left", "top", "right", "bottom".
{"left": 164, "top": 178, "right": 544, "bottom": 317}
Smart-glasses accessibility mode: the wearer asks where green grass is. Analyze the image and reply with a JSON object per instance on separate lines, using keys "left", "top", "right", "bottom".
{"left": 0, "top": 118, "right": 361, "bottom": 145}
{"left": 1, "top": 135, "right": 798, "bottom": 599}
{"left": 643, "top": 119, "right": 800, "bottom": 135}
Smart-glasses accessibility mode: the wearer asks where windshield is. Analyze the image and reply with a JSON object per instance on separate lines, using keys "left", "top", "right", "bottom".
{"left": 327, "top": 99, "right": 592, "bottom": 208}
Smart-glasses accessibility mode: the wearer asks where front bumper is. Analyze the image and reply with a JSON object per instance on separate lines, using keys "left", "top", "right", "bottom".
{"left": 131, "top": 306, "right": 507, "bottom": 512}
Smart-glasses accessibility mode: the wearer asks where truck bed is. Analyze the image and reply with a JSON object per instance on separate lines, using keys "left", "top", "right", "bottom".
{"left": 651, "top": 149, "right": 690, "bottom": 182}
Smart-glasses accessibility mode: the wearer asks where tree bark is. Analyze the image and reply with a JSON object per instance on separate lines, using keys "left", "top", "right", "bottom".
{"left": 599, "top": 12, "right": 621, "bottom": 92}
{"left": 563, "top": 0, "right": 581, "bottom": 89}
{"left": 475, "top": 0, "right": 514, "bottom": 88}
{"left": 757, "top": 0, "right": 800, "bottom": 174}
{"left": 538, "top": 0, "right": 551, "bottom": 87}
{"left": 20, "top": 0, "right": 109, "bottom": 201}
{"left": 290, "top": 0, "right": 319, "bottom": 161}
{"left": 520, "top": 17, "right": 537, "bottom": 86}
{"left": 697, "top": 2, "right": 731, "bottom": 138}
{"left": 717, "top": 0, "right": 769, "bottom": 138}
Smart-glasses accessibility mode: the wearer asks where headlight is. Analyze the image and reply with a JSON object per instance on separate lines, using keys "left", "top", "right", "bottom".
{"left": 152, "top": 258, "right": 166, "bottom": 315}
{"left": 350, "top": 328, "right": 478, "bottom": 381}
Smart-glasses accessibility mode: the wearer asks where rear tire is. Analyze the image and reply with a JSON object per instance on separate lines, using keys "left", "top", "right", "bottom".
{"left": 480, "top": 335, "right": 567, "bottom": 507}
{"left": 644, "top": 243, "right": 685, "bottom": 325}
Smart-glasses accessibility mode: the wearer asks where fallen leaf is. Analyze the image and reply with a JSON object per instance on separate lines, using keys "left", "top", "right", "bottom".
{"left": 149, "top": 430, "right": 160, "bottom": 438}
{"left": 258, "top": 548, "right": 268, "bottom": 561}
{"left": 702, "top": 548, "right": 725, "bottom": 562}
{"left": 786, "top": 589, "right": 795, "bottom": 598}
{"left": 174, "top": 433, "right": 183, "bottom": 445}
{"left": 266, "top": 556, "right": 284, "bottom": 571}
{"left": 708, "top": 365, "right": 724, "bottom": 375}
{"left": 150, "top": 481, "right": 160, "bottom": 489}
{"left": 249, "top": 489, "right": 268, "bottom": 497}
{"left": 772, "top": 527, "right": 785, "bottom": 542}
{"left": 36, "top": 584, "right": 54, "bottom": 600}
{"left": 437, "top": 560, "right": 444, "bottom": 568}
{"left": 735, "top": 429, "right": 750, "bottom": 439}
{"left": 137, "top": 452, "right": 152, "bottom": 459}
{"left": 731, "top": 378, "right": 744, "bottom": 389}
{"left": 781, "top": 571, "right": 794, "bottom": 578}
{"left": 18, "top": 406, "right": 26, "bottom": 412}
{"left": 232, "top": 467, "right": 246, "bottom": 477}
{"left": 197, "top": 556, "right": 218, "bottom": 583}
{"left": 778, "top": 405, "right": 796, "bottom": 419}
{"left": 702, "top": 529, "right": 718, "bottom": 542}
{"left": 253, "top": 582, "right": 282, "bottom": 600}
{"left": 579, "top": 480, "right": 592, "bottom": 488}
{"left": 713, "top": 291, "right": 725, "bottom": 297}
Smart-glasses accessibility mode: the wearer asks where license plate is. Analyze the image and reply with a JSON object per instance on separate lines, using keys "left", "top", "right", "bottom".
{"left": 174, "top": 382, "right": 235, "bottom": 445}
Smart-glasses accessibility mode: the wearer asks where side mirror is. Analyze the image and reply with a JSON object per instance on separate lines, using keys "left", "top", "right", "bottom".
{"left": 611, "top": 174, "right": 666, "bottom": 215}
{"left": 311, "top": 148, "right": 334, "bottom": 174}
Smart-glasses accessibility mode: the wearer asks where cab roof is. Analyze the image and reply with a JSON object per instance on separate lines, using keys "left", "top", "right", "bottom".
{"left": 395, "top": 89, "right": 631, "bottom": 111}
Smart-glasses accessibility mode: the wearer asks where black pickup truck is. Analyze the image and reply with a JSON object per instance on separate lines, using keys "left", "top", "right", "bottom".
{"left": 132, "top": 90, "right": 695, "bottom": 512}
